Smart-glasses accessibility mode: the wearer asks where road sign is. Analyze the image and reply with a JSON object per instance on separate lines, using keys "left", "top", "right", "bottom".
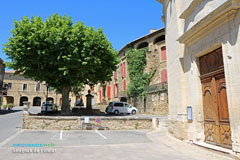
{"left": 96, "top": 118, "right": 102, "bottom": 123}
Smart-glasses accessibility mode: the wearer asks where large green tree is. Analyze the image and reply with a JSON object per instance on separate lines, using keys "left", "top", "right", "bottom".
{"left": 3, "top": 14, "right": 119, "bottom": 115}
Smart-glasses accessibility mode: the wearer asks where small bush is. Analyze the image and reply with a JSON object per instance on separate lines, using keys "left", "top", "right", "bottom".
{"left": 7, "top": 103, "right": 13, "bottom": 108}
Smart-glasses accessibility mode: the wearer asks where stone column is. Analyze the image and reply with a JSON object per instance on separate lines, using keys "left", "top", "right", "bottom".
{"left": 86, "top": 90, "right": 94, "bottom": 110}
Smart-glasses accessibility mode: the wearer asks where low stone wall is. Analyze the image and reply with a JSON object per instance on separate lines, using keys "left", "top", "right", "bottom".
{"left": 22, "top": 112, "right": 155, "bottom": 130}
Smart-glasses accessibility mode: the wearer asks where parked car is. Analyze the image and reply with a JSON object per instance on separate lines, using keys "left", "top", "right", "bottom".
{"left": 75, "top": 99, "right": 84, "bottom": 107}
{"left": 105, "top": 102, "right": 137, "bottom": 115}
{"left": 41, "top": 102, "right": 58, "bottom": 113}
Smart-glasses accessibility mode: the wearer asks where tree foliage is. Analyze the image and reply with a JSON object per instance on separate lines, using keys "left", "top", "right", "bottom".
{"left": 3, "top": 13, "right": 119, "bottom": 114}
{"left": 126, "top": 48, "right": 155, "bottom": 97}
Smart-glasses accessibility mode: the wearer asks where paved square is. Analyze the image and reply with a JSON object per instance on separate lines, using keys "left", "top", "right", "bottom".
{"left": 0, "top": 129, "right": 235, "bottom": 160}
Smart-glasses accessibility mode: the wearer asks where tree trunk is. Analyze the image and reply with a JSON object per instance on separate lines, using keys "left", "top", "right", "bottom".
{"left": 61, "top": 87, "right": 71, "bottom": 115}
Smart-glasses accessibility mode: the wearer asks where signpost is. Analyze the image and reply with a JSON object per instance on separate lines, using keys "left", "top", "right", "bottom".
{"left": 96, "top": 118, "right": 102, "bottom": 123}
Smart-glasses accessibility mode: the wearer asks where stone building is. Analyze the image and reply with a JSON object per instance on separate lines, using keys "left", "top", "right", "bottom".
{"left": 3, "top": 70, "right": 62, "bottom": 107}
{"left": 93, "top": 28, "right": 168, "bottom": 115}
{"left": 3, "top": 70, "right": 93, "bottom": 108}
{"left": 158, "top": 0, "right": 240, "bottom": 155}
{"left": 0, "top": 58, "right": 5, "bottom": 103}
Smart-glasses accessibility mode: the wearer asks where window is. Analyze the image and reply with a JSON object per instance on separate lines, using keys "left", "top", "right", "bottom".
{"left": 114, "top": 72, "right": 117, "bottom": 80}
{"left": 23, "top": 84, "right": 27, "bottom": 91}
{"left": 123, "top": 80, "right": 126, "bottom": 91}
{"left": 103, "top": 86, "right": 106, "bottom": 98}
{"left": 7, "top": 83, "right": 12, "bottom": 90}
{"left": 161, "top": 69, "right": 168, "bottom": 83}
{"left": 123, "top": 62, "right": 126, "bottom": 77}
{"left": 114, "top": 103, "right": 124, "bottom": 107}
{"left": 107, "top": 86, "right": 111, "bottom": 99}
{"left": 36, "top": 83, "right": 40, "bottom": 92}
{"left": 161, "top": 46, "right": 166, "bottom": 61}
{"left": 121, "top": 62, "right": 126, "bottom": 78}
{"left": 91, "top": 86, "right": 94, "bottom": 92}
{"left": 49, "top": 87, "right": 53, "bottom": 92}
{"left": 99, "top": 90, "right": 102, "bottom": 102}
{"left": 121, "top": 63, "right": 124, "bottom": 78}
{"left": 8, "top": 74, "right": 13, "bottom": 78}
{"left": 114, "top": 83, "right": 118, "bottom": 97}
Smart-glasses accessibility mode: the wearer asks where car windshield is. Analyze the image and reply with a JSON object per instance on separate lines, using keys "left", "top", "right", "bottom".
{"left": 125, "top": 103, "right": 129, "bottom": 107}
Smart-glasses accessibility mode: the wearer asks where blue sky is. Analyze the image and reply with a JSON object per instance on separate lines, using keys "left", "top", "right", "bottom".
{"left": 0, "top": 0, "right": 164, "bottom": 69}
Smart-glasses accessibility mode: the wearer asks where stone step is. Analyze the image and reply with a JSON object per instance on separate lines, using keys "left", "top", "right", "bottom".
{"left": 152, "top": 116, "right": 168, "bottom": 131}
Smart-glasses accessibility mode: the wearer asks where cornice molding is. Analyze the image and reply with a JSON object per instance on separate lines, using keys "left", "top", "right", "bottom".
{"left": 180, "top": 0, "right": 202, "bottom": 19}
{"left": 178, "top": 0, "right": 240, "bottom": 45}
{"left": 156, "top": 0, "right": 163, "bottom": 3}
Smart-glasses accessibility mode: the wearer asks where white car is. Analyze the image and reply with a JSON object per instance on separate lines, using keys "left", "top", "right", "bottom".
{"left": 106, "top": 102, "right": 137, "bottom": 115}
{"left": 41, "top": 102, "right": 58, "bottom": 113}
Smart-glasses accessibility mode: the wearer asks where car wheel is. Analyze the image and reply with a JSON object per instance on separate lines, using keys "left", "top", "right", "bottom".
{"left": 131, "top": 110, "right": 136, "bottom": 115}
{"left": 114, "top": 110, "right": 119, "bottom": 115}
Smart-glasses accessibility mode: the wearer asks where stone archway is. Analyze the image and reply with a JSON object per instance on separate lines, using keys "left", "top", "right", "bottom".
{"left": 136, "top": 42, "right": 148, "bottom": 49}
{"left": 46, "top": 97, "right": 54, "bottom": 103}
{"left": 5, "top": 96, "right": 14, "bottom": 105}
{"left": 20, "top": 96, "right": 28, "bottom": 106}
{"left": 33, "top": 97, "right": 41, "bottom": 106}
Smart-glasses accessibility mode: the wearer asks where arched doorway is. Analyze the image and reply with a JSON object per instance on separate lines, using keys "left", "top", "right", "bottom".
{"left": 19, "top": 96, "right": 28, "bottom": 106}
{"left": 33, "top": 97, "right": 41, "bottom": 106}
{"left": 5, "top": 96, "right": 14, "bottom": 105}
{"left": 46, "top": 97, "right": 54, "bottom": 103}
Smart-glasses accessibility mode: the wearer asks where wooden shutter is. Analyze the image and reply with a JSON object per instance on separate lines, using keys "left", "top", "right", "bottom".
{"left": 161, "top": 46, "right": 166, "bottom": 61}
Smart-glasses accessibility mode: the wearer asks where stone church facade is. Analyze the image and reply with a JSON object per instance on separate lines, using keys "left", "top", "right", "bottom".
{"left": 158, "top": 0, "right": 240, "bottom": 155}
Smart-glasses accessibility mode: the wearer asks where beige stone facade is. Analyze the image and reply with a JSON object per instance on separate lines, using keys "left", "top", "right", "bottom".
{"left": 3, "top": 70, "right": 99, "bottom": 108}
{"left": 159, "top": 0, "right": 240, "bottom": 154}
{"left": 3, "top": 71, "right": 62, "bottom": 107}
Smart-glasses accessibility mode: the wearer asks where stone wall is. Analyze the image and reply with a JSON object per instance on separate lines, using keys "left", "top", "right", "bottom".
{"left": 22, "top": 113, "right": 155, "bottom": 130}
{"left": 128, "top": 90, "right": 168, "bottom": 115}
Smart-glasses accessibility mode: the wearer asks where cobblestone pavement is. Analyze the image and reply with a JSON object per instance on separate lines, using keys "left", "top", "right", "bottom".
{"left": 0, "top": 130, "right": 236, "bottom": 160}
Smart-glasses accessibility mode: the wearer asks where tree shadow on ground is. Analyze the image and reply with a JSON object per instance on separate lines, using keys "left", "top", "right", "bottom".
{"left": 0, "top": 109, "right": 22, "bottom": 115}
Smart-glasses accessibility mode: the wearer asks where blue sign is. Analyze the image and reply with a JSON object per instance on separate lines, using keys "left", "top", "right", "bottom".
{"left": 187, "top": 106, "right": 193, "bottom": 121}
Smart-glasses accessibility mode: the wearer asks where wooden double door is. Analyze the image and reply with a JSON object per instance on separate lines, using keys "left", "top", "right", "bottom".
{"left": 200, "top": 48, "right": 232, "bottom": 148}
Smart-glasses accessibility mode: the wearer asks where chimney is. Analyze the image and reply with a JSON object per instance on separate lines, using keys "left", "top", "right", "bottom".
{"left": 150, "top": 29, "right": 157, "bottom": 33}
